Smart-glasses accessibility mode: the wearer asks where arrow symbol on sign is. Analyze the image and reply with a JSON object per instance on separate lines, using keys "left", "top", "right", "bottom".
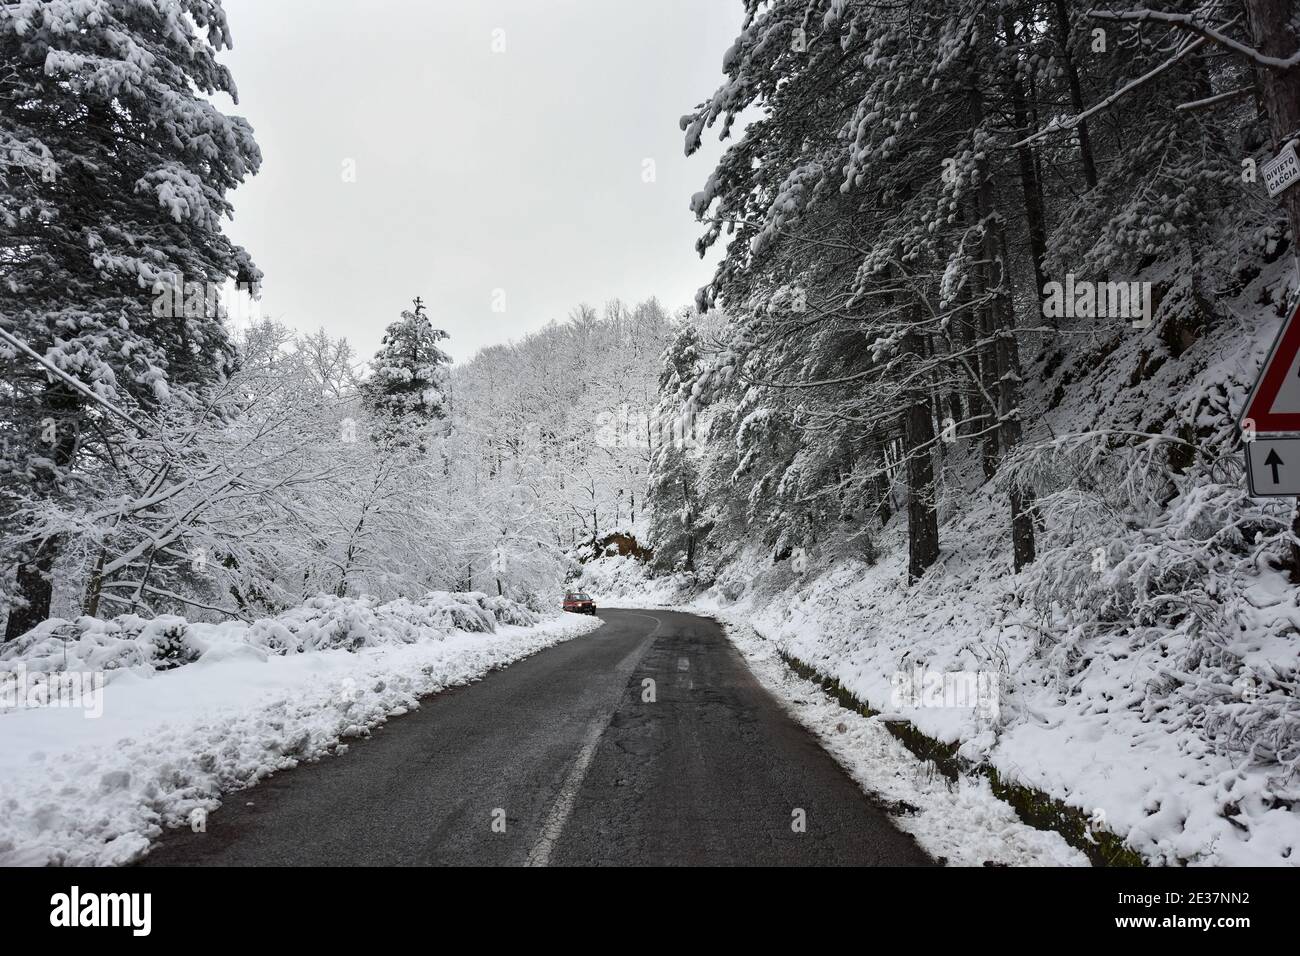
{"left": 1266, "top": 448, "right": 1284, "bottom": 483}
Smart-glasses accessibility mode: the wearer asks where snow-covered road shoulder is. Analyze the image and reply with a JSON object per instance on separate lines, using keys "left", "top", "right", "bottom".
{"left": 0, "top": 600, "right": 602, "bottom": 866}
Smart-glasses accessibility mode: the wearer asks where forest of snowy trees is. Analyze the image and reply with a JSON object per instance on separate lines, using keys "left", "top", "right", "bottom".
{"left": 650, "top": 0, "right": 1300, "bottom": 584}
{"left": 0, "top": 276, "right": 672, "bottom": 627}
{"left": 0, "top": 1, "right": 677, "bottom": 630}
{"left": 453, "top": 298, "right": 673, "bottom": 559}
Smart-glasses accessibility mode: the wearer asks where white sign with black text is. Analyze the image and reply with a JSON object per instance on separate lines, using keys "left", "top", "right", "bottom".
{"left": 1262, "top": 141, "right": 1300, "bottom": 199}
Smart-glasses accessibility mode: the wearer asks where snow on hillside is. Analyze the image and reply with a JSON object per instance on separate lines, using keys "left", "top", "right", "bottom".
{"left": 575, "top": 554, "right": 690, "bottom": 607}
{"left": 0, "top": 594, "right": 602, "bottom": 866}
{"left": 707, "top": 526, "right": 1297, "bottom": 866}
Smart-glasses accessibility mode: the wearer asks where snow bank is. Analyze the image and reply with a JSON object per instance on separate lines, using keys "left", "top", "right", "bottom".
{"left": 1, "top": 614, "right": 200, "bottom": 677}
{"left": 0, "top": 595, "right": 600, "bottom": 866}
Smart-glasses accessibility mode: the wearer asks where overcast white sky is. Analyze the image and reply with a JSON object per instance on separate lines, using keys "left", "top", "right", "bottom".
{"left": 215, "top": 0, "right": 746, "bottom": 364}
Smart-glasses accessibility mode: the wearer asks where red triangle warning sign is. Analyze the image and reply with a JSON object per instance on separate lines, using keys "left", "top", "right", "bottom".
{"left": 1243, "top": 297, "right": 1300, "bottom": 433}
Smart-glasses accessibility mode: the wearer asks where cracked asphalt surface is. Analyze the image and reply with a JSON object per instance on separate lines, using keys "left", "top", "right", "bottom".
{"left": 142, "top": 608, "right": 933, "bottom": 866}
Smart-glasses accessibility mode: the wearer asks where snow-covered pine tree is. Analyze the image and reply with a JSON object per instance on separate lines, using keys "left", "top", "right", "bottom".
{"left": 648, "top": 323, "right": 710, "bottom": 574}
{"left": 359, "top": 298, "right": 453, "bottom": 450}
{"left": 0, "top": 0, "right": 262, "bottom": 638}
{"left": 1082, "top": 1, "right": 1300, "bottom": 252}
{"left": 681, "top": 1, "right": 997, "bottom": 580}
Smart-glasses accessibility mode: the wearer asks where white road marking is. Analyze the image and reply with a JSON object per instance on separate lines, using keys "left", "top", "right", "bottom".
{"left": 525, "top": 611, "right": 663, "bottom": 867}
{"left": 525, "top": 713, "right": 608, "bottom": 867}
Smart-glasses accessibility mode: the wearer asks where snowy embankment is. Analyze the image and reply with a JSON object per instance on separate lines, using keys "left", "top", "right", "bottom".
{"left": 0, "top": 593, "right": 602, "bottom": 866}
{"left": 720, "top": 533, "right": 1300, "bottom": 867}
{"left": 720, "top": 613, "right": 1087, "bottom": 866}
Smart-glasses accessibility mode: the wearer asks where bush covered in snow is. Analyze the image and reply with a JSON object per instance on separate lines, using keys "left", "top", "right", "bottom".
{"left": 0, "top": 615, "right": 201, "bottom": 676}
{"left": 1010, "top": 438, "right": 1300, "bottom": 782}
{"left": 1, "top": 592, "right": 545, "bottom": 681}
{"left": 479, "top": 594, "right": 541, "bottom": 627}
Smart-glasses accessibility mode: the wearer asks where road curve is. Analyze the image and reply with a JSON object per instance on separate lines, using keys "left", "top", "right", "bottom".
{"left": 142, "top": 608, "right": 933, "bottom": 866}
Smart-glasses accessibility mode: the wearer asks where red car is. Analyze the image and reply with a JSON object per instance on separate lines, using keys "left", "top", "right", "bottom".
{"left": 563, "top": 591, "right": 597, "bottom": 615}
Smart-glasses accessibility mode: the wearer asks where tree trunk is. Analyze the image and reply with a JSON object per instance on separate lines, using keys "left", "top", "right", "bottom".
{"left": 978, "top": 277, "right": 1001, "bottom": 481}
{"left": 871, "top": 443, "right": 893, "bottom": 525}
{"left": 83, "top": 548, "right": 107, "bottom": 619}
{"left": 903, "top": 402, "right": 940, "bottom": 584}
{"left": 961, "top": 191, "right": 1002, "bottom": 480}
{"left": 954, "top": 262, "right": 985, "bottom": 444}
{"left": 681, "top": 476, "right": 696, "bottom": 572}
{"left": 5, "top": 387, "right": 80, "bottom": 640}
{"left": 1052, "top": 0, "right": 1099, "bottom": 189}
{"left": 5, "top": 542, "right": 58, "bottom": 640}
{"left": 1006, "top": 17, "right": 1051, "bottom": 308}
{"left": 971, "top": 50, "right": 1036, "bottom": 571}
{"left": 897, "top": 263, "right": 941, "bottom": 584}
{"left": 1244, "top": 0, "right": 1300, "bottom": 251}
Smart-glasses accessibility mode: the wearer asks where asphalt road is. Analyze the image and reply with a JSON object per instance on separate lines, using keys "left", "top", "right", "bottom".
{"left": 142, "top": 608, "right": 933, "bottom": 866}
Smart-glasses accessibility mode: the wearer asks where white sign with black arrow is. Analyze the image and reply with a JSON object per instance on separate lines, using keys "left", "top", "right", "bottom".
{"left": 1245, "top": 436, "right": 1300, "bottom": 496}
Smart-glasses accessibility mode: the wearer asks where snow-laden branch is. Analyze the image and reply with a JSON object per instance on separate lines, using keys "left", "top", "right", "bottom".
{"left": 1011, "top": 32, "right": 1208, "bottom": 149}
{"left": 0, "top": 322, "right": 152, "bottom": 436}
{"left": 1088, "top": 8, "right": 1300, "bottom": 70}
{"left": 1175, "top": 85, "right": 1257, "bottom": 111}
